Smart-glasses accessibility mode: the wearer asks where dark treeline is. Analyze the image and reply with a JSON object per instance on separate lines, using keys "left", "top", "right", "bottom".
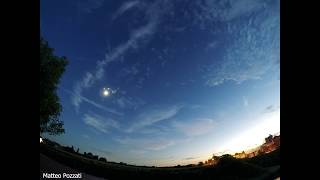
{"left": 42, "top": 138, "right": 108, "bottom": 163}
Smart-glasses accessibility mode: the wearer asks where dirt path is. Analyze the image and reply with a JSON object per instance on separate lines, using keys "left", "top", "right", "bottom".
{"left": 40, "top": 153, "right": 107, "bottom": 180}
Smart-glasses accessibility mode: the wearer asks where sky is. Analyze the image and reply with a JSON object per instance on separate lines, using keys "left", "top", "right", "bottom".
{"left": 40, "top": 0, "right": 280, "bottom": 167}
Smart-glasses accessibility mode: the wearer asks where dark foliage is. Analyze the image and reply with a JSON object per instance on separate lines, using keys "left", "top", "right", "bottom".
{"left": 40, "top": 37, "right": 68, "bottom": 135}
{"left": 99, "top": 157, "right": 107, "bottom": 163}
{"left": 243, "top": 147, "right": 280, "bottom": 167}
{"left": 62, "top": 146, "right": 75, "bottom": 154}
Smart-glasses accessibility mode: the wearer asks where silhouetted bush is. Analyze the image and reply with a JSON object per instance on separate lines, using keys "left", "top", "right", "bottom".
{"left": 99, "top": 157, "right": 107, "bottom": 163}
{"left": 213, "top": 155, "right": 265, "bottom": 178}
{"left": 243, "top": 147, "right": 280, "bottom": 167}
{"left": 63, "top": 146, "right": 75, "bottom": 153}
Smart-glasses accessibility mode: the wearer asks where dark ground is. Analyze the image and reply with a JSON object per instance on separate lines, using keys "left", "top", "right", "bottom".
{"left": 40, "top": 153, "right": 106, "bottom": 180}
{"left": 40, "top": 143, "right": 280, "bottom": 180}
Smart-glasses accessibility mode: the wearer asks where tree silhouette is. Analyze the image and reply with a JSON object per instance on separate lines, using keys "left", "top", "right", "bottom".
{"left": 40, "top": 37, "right": 68, "bottom": 135}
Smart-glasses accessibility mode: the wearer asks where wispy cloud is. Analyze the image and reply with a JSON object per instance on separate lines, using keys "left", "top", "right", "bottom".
{"left": 179, "top": 79, "right": 196, "bottom": 87}
{"left": 83, "top": 113, "right": 119, "bottom": 133}
{"left": 197, "top": 0, "right": 279, "bottom": 87}
{"left": 184, "top": 156, "right": 199, "bottom": 160}
{"left": 137, "top": 125, "right": 172, "bottom": 135}
{"left": 146, "top": 139, "right": 175, "bottom": 151}
{"left": 262, "top": 105, "right": 279, "bottom": 114}
{"left": 72, "top": 0, "right": 171, "bottom": 110}
{"left": 115, "top": 96, "right": 145, "bottom": 110}
{"left": 64, "top": 88, "right": 123, "bottom": 116}
{"left": 205, "top": 41, "right": 219, "bottom": 51}
{"left": 195, "top": 0, "right": 267, "bottom": 23}
{"left": 77, "top": 0, "right": 105, "bottom": 14}
{"left": 112, "top": 0, "right": 141, "bottom": 20}
{"left": 117, "top": 63, "right": 152, "bottom": 89}
{"left": 126, "top": 105, "right": 183, "bottom": 133}
{"left": 120, "top": 65, "right": 140, "bottom": 77}
{"left": 173, "top": 118, "right": 215, "bottom": 136}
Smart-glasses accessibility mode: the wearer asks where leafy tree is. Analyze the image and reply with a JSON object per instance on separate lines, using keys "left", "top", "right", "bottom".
{"left": 212, "top": 153, "right": 220, "bottom": 160}
{"left": 40, "top": 37, "right": 68, "bottom": 135}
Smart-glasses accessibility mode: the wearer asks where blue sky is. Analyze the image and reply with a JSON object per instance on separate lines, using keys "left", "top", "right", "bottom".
{"left": 41, "top": 0, "right": 280, "bottom": 166}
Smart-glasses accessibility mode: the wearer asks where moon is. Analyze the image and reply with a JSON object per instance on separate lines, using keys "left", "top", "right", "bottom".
{"left": 102, "top": 88, "right": 110, "bottom": 97}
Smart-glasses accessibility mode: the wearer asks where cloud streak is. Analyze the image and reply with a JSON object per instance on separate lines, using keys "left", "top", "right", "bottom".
{"left": 72, "top": 0, "right": 171, "bottom": 111}
{"left": 126, "top": 105, "right": 183, "bottom": 133}
{"left": 184, "top": 157, "right": 199, "bottom": 160}
{"left": 112, "top": 0, "right": 141, "bottom": 20}
{"left": 115, "top": 96, "right": 145, "bottom": 110}
{"left": 195, "top": 0, "right": 267, "bottom": 23}
{"left": 262, "top": 105, "right": 280, "bottom": 114}
{"left": 63, "top": 88, "right": 123, "bottom": 116}
{"left": 83, "top": 113, "right": 119, "bottom": 133}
